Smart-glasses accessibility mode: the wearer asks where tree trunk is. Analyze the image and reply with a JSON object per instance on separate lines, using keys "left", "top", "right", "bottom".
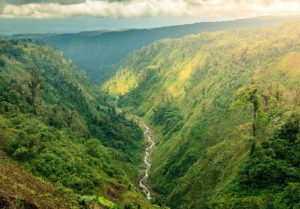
{"left": 252, "top": 103, "right": 258, "bottom": 137}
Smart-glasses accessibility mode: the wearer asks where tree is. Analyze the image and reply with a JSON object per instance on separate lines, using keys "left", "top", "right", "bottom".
{"left": 28, "top": 68, "right": 42, "bottom": 115}
{"left": 66, "top": 110, "right": 75, "bottom": 128}
{"left": 231, "top": 84, "right": 261, "bottom": 136}
{"left": 294, "top": 88, "right": 300, "bottom": 110}
{"left": 0, "top": 59, "right": 5, "bottom": 69}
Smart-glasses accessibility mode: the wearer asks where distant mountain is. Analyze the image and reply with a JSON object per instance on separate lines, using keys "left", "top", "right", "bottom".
{"left": 8, "top": 16, "right": 299, "bottom": 84}
{"left": 102, "top": 19, "right": 300, "bottom": 208}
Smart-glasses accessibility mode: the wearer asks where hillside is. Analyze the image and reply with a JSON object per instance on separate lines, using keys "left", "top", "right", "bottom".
{"left": 9, "top": 16, "right": 298, "bottom": 84}
{"left": 102, "top": 20, "right": 300, "bottom": 208}
{"left": 0, "top": 40, "right": 155, "bottom": 209}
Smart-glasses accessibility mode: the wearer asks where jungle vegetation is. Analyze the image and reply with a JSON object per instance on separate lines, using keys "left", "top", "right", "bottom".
{"left": 0, "top": 40, "right": 155, "bottom": 209}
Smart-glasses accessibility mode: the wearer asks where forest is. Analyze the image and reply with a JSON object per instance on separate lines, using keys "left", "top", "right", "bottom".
{"left": 0, "top": 16, "right": 299, "bottom": 209}
{"left": 0, "top": 40, "right": 157, "bottom": 209}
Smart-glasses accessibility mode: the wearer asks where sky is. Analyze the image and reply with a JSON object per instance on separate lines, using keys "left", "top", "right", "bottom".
{"left": 0, "top": 0, "right": 300, "bottom": 34}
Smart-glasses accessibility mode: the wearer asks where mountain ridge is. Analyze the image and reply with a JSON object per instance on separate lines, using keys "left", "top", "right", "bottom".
{"left": 6, "top": 16, "right": 299, "bottom": 84}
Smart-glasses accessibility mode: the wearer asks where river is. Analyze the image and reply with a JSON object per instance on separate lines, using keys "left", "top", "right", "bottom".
{"left": 138, "top": 122, "right": 155, "bottom": 200}
{"left": 117, "top": 108, "right": 155, "bottom": 200}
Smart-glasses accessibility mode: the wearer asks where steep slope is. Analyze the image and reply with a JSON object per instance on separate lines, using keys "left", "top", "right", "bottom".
{"left": 10, "top": 16, "right": 298, "bottom": 84}
{"left": 102, "top": 20, "right": 300, "bottom": 208}
{"left": 0, "top": 40, "right": 154, "bottom": 208}
{"left": 0, "top": 154, "right": 77, "bottom": 209}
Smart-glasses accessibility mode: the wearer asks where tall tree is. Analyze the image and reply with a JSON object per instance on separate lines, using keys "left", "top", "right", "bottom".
{"left": 231, "top": 84, "right": 261, "bottom": 136}
{"left": 294, "top": 88, "right": 300, "bottom": 110}
{"left": 28, "top": 68, "right": 42, "bottom": 115}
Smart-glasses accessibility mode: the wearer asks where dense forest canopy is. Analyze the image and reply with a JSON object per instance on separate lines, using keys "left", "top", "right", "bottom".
{"left": 0, "top": 40, "right": 157, "bottom": 209}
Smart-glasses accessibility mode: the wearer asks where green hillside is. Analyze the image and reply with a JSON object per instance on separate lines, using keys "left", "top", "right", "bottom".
{"left": 0, "top": 40, "right": 155, "bottom": 209}
{"left": 102, "top": 20, "right": 300, "bottom": 208}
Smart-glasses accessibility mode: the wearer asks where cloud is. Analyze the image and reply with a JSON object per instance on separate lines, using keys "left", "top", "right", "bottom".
{"left": 2, "top": 0, "right": 84, "bottom": 5}
{"left": 0, "top": 0, "right": 300, "bottom": 19}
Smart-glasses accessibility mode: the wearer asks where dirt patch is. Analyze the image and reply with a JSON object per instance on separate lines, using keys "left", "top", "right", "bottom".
{"left": 0, "top": 158, "right": 78, "bottom": 209}
{"left": 105, "top": 183, "right": 124, "bottom": 201}
{"left": 0, "top": 195, "right": 10, "bottom": 208}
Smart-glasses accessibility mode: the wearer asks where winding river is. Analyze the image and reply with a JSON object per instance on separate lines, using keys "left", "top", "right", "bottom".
{"left": 117, "top": 108, "right": 155, "bottom": 200}
{"left": 138, "top": 122, "right": 155, "bottom": 200}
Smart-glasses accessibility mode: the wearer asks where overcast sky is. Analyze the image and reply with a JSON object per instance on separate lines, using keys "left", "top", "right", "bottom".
{"left": 0, "top": 0, "right": 300, "bottom": 19}
{"left": 0, "top": 0, "right": 299, "bottom": 35}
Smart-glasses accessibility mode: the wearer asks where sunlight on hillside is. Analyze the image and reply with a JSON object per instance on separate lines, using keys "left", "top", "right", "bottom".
{"left": 102, "top": 69, "right": 138, "bottom": 95}
{"left": 279, "top": 52, "right": 300, "bottom": 75}
{"left": 179, "top": 54, "right": 206, "bottom": 81}
{"left": 167, "top": 54, "right": 207, "bottom": 98}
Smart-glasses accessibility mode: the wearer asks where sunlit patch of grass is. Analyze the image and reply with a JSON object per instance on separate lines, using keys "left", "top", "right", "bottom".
{"left": 278, "top": 52, "right": 300, "bottom": 74}
{"left": 102, "top": 69, "right": 138, "bottom": 95}
{"left": 179, "top": 54, "right": 207, "bottom": 82}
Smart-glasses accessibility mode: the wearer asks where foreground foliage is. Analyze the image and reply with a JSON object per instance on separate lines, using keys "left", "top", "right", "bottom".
{"left": 211, "top": 114, "right": 300, "bottom": 208}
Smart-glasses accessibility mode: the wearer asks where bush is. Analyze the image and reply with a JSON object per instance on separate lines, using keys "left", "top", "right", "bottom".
{"left": 276, "top": 183, "right": 300, "bottom": 209}
{"left": 237, "top": 114, "right": 300, "bottom": 189}
{"left": 151, "top": 103, "right": 183, "bottom": 135}
{"left": 13, "top": 147, "right": 30, "bottom": 161}
{"left": 0, "top": 59, "right": 5, "bottom": 68}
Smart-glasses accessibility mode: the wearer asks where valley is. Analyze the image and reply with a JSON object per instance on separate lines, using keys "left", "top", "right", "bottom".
{"left": 0, "top": 15, "right": 300, "bottom": 209}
